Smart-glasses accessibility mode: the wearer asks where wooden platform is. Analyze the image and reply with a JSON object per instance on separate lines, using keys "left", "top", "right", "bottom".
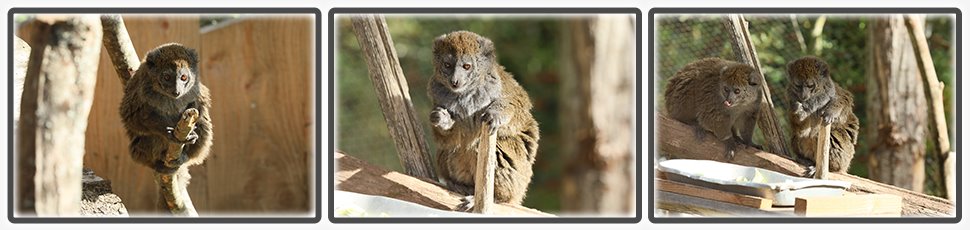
{"left": 656, "top": 178, "right": 902, "bottom": 217}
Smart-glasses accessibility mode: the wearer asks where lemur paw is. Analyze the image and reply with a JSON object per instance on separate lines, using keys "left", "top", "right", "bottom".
{"left": 430, "top": 107, "right": 454, "bottom": 130}
{"left": 480, "top": 109, "right": 509, "bottom": 133}
{"left": 820, "top": 110, "right": 838, "bottom": 125}
{"left": 456, "top": 195, "right": 475, "bottom": 212}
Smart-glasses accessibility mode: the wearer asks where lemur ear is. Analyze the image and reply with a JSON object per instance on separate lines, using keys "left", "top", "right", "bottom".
{"left": 478, "top": 36, "right": 495, "bottom": 60}
{"left": 816, "top": 60, "right": 829, "bottom": 78}
{"left": 432, "top": 35, "right": 447, "bottom": 54}
{"left": 187, "top": 48, "right": 199, "bottom": 64}
{"left": 143, "top": 53, "right": 156, "bottom": 69}
{"left": 748, "top": 72, "right": 760, "bottom": 86}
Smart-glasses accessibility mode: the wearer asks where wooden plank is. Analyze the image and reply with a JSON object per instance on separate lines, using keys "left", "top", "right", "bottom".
{"left": 795, "top": 194, "right": 902, "bottom": 217}
{"left": 201, "top": 16, "right": 314, "bottom": 213}
{"left": 83, "top": 15, "right": 201, "bottom": 214}
{"left": 657, "top": 191, "right": 792, "bottom": 217}
{"left": 814, "top": 124, "right": 831, "bottom": 179}
{"left": 335, "top": 152, "right": 552, "bottom": 216}
{"left": 657, "top": 179, "right": 772, "bottom": 210}
{"left": 473, "top": 128, "right": 497, "bottom": 213}
{"left": 658, "top": 113, "right": 955, "bottom": 216}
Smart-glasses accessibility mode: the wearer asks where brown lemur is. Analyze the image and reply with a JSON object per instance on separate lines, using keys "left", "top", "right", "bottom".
{"left": 786, "top": 56, "right": 859, "bottom": 173}
{"left": 120, "top": 43, "right": 213, "bottom": 175}
{"left": 428, "top": 31, "right": 540, "bottom": 210}
{"left": 664, "top": 57, "right": 764, "bottom": 158}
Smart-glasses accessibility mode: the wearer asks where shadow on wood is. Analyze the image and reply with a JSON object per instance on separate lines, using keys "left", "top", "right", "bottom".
{"left": 335, "top": 152, "right": 552, "bottom": 217}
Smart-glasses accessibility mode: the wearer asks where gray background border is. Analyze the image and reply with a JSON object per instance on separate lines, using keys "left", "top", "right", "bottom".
{"left": 6, "top": 7, "right": 323, "bottom": 224}
{"left": 328, "top": 7, "right": 642, "bottom": 224}
{"left": 648, "top": 7, "right": 961, "bottom": 224}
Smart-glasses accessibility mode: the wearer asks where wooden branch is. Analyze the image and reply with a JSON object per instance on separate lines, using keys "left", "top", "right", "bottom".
{"left": 473, "top": 127, "right": 498, "bottom": 214}
{"left": 657, "top": 113, "right": 954, "bottom": 216}
{"left": 349, "top": 15, "right": 436, "bottom": 180}
{"left": 724, "top": 14, "right": 793, "bottom": 159}
{"left": 904, "top": 14, "right": 951, "bottom": 156}
{"left": 335, "top": 152, "right": 552, "bottom": 216}
{"left": 814, "top": 124, "right": 831, "bottom": 179}
{"left": 155, "top": 168, "right": 197, "bottom": 216}
{"left": 100, "top": 15, "right": 141, "bottom": 85}
{"left": 165, "top": 109, "right": 199, "bottom": 168}
{"left": 904, "top": 14, "right": 954, "bottom": 201}
{"left": 18, "top": 15, "right": 102, "bottom": 216}
{"left": 155, "top": 108, "right": 200, "bottom": 216}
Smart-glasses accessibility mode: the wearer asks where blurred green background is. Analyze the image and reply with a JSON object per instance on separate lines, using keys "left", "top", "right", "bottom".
{"left": 335, "top": 16, "right": 570, "bottom": 212}
{"left": 655, "top": 15, "right": 955, "bottom": 198}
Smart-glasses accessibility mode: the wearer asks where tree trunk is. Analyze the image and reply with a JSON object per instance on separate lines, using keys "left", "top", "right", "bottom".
{"left": 560, "top": 15, "right": 635, "bottom": 215}
{"left": 17, "top": 15, "right": 102, "bottom": 216}
{"left": 866, "top": 15, "right": 927, "bottom": 192}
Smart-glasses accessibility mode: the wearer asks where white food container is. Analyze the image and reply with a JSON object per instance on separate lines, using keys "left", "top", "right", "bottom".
{"left": 657, "top": 159, "right": 851, "bottom": 206}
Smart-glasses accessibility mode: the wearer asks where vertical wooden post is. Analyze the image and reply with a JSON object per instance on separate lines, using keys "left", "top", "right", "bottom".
{"left": 18, "top": 15, "right": 102, "bottom": 216}
{"left": 473, "top": 127, "right": 498, "bottom": 214}
{"left": 814, "top": 124, "right": 832, "bottom": 179}
{"left": 350, "top": 15, "right": 437, "bottom": 180}
{"left": 903, "top": 14, "right": 954, "bottom": 201}
{"left": 724, "top": 14, "right": 793, "bottom": 159}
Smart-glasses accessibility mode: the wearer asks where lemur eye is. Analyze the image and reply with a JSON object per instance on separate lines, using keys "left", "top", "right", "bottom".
{"left": 180, "top": 74, "right": 188, "bottom": 81}
{"left": 444, "top": 63, "right": 453, "bottom": 68}
{"left": 462, "top": 63, "right": 471, "bottom": 70}
{"left": 807, "top": 84, "right": 815, "bottom": 88}
{"left": 734, "top": 89, "right": 741, "bottom": 94}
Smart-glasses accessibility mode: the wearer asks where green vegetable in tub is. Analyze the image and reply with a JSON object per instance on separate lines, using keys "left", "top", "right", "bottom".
{"left": 734, "top": 169, "right": 769, "bottom": 183}
{"left": 335, "top": 206, "right": 390, "bottom": 217}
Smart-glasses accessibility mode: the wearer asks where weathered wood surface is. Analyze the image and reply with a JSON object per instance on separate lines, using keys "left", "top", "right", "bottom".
{"left": 100, "top": 15, "right": 141, "bottom": 85}
{"left": 724, "top": 14, "right": 793, "bottom": 159}
{"left": 349, "top": 15, "right": 436, "bottom": 180}
{"left": 18, "top": 15, "right": 102, "bottom": 216}
{"left": 559, "top": 15, "right": 635, "bottom": 214}
{"left": 904, "top": 14, "right": 954, "bottom": 201}
{"left": 867, "top": 15, "right": 928, "bottom": 192}
{"left": 473, "top": 128, "right": 498, "bottom": 214}
{"left": 794, "top": 194, "right": 902, "bottom": 217}
{"left": 200, "top": 16, "right": 313, "bottom": 213}
{"left": 657, "top": 179, "right": 772, "bottom": 209}
{"left": 335, "top": 152, "right": 553, "bottom": 217}
{"left": 657, "top": 113, "right": 954, "bottom": 216}
{"left": 814, "top": 124, "right": 831, "bottom": 179}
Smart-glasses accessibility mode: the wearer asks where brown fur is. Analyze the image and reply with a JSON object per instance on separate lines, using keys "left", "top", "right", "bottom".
{"left": 120, "top": 43, "right": 213, "bottom": 174}
{"left": 428, "top": 31, "right": 539, "bottom": 205}
{"left": 664, "top": 57, "right": 763, "bottom": 157}
{"left": 786, "top": 56, "right": 858, "bottom": 173}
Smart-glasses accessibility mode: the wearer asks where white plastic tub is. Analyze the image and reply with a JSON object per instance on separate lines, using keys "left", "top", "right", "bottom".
{"left": 657, "top": 159, "right": 851, "bottom": 206}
